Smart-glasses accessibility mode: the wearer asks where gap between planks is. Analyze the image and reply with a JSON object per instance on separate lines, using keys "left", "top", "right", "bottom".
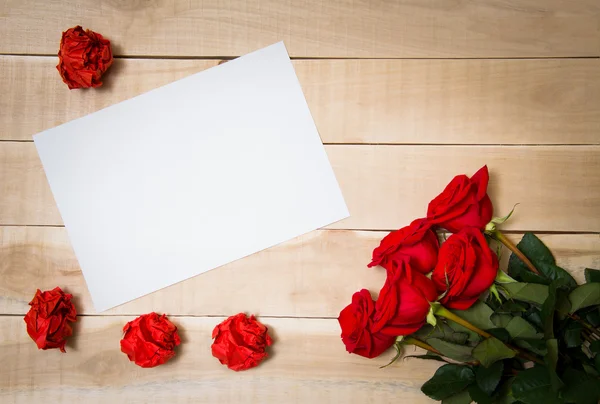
{"left": 2, "top": 53, "right": 600, "bottom": 61}
{"left": 0, "top": 224, "right": 597, "bottom": 235}
{"left": 0, "top": 313, "right": 337, "bottom": 319}
{"left": 4, "top": 139, "right": 600, "bottom": 147}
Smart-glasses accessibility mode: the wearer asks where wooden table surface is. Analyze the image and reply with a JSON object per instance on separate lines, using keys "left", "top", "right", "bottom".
{"left": 1, "top": 1, "right": 599, "bottom": 403}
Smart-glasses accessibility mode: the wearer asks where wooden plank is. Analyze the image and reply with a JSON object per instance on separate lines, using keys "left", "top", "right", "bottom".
{"left": 0, "top": 315, "right": 438, "bottom": 403}
{"left": 0, "top": 57, "right": 219, "bottom": 141}
{"left": 1, "top": 142, "right": 598, "bottom": 231}
{"left": 1, "top": 227, "right": 598, "bottom": 316}
{"left": 2, "top": 56, "right": 600, "bottom": 144}
{"left": 0, "top": 1, "right": 598, "bottom": 58}
{"left": 328, "top": 145, "right": 600, "bottom": 232}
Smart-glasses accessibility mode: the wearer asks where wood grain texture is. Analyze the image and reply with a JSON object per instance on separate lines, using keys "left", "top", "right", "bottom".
{"left": 1, "top": 226, "right": 598, "bottom": 316}
{"left": 2, "top": 56, "right": 599, "bottom": 144}
{"left": 1, "top": 0, "right": 598, "bottom": 58}
{"left": 2, "top": 142, "right": 599, "bottom": 231}
{"left": 0, "top": 316, "right": 438, "bottom": 403}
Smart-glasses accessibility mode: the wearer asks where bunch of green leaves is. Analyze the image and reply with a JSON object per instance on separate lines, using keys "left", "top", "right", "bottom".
{"left": 414, "top": 233, "right": 600, "bottom": 403}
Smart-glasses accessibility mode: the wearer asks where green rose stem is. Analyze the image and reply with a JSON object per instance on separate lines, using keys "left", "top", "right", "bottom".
{"left": 582, "top": 330, "right": 597, "bottom": 344}
{"left": 583, "top": 328, "right": 600, "bottom": 341}
{"left": 404, "top": 337, "right": 480, "bottom": 366}
{"left": 569, "top": 314, "right": 600, "bottom": 339}
{"left": 435, "top": 305, "right": 491, "bottom": 338}
{"left": 404, "top": 337, "right": 442, "bottom": 355}
{"left": 493, "top": 230, "right": 540, "bottom": 275}
{"left": 435, "top": 305, "right": 543, "bottom": 365}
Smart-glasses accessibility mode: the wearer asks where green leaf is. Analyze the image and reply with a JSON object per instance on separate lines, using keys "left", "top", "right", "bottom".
{"left": 564, "top": 347, "right": 594, "bottom": 369}
{"left": 506, "top": 233, "right": 577, "bottom": 288}
{"left": 563, "top": 321, "right": 583, "bottom": 348}
{"left": 584, "top": 268, "right": 600, "bottom": 284}
{"left": 511, "top": 366, "right": 562, "bottom": 404}
{"left": 568, "top": 283, "right": 600, "bottom": 313}
{"left": 487, "top": 328, "right": 511, "bottom": 343}
{"left": 514, "top": 339, "right": 548, "bottom": 356}
{"left": 539, "top": 281, "right": 570, "bottom": 391}
{"left": 544, "top": 339, "right": 564, "bottom": 392}
{"left": 541, "top": 279, "right": 571, "bottom": 339}
{"left": 508, "top": 233, "right": 555, "bottom": 283}
{"left": 582, "top": 363, "right": 599, "bottom": 377}
{"left": 441, "top": 389, "right": 472, "bottom": 404}
{"left": 421, "top": 364, "right": 475, "bottom": 401}
{"left": 427, "top": 338, "right": 474, "bottom": 362}
{"left": 380, "top": 342, "right": 403, "bottom": 368}
{"left": 522, "top": 308, "right": 543, "bottom": 331}
{"left": 495, "top": 377, "right": 517, "bottom": 404}
{"left": 490, "top": 205, "right": 518, "bottom": 226}
{"left": 496, "top": 269, "right": 518, "bottom": 284}
{"left": 596, "top": 354, "right": 600, "bottom": 373}
{"left": 413, "top": 323, "right": 469, "bottom": 345}
{"left": 491, "top": 314, "right": 514, "bottom": 329}
{"left": 472, "top": 337, "right": 516, "bottom": 368}
{"left": 514, "top": 233, "right": 555, "bottom": 266}
{"left": 427, "top": 305, "right": 438, "bottom": 327}
{"left": 405, "top": 353, "right": 450, "bottom": 364}
{"left": 561, "top": 368, "right": 600, "bottom": 404}
{"left": 555, "top": 292, "right": 572, "bottom": 320}
{"left": 585, "top": 307, "right": 600, "bottom": 327}
{"left": 475, "top": 361, "right": 504, "bottom": 395}
{"left": 451, "top": 301, "right": 496, "bottom": 330}
{"left": 468, "top": 383, "right": 493, "bottom": 404}
{"left": 497, "top": 300, "right": 529, "bottom": 314}
{"left": 505, "top": 317, "right": 542, "bottom": 340}
{"left": 489, "top": 284, "right": 502, "bottom": 304}
{"left": 502, "top": 283, "right": 549, "bottom": 306}
{"left": 513, "top": 268, "right": 548, "bottom": 285}
{"left": 448, "top": 321, "right": 481, "bottom": 344}
{"left": 540, "top": 262, "right": 577, "bottom": 288}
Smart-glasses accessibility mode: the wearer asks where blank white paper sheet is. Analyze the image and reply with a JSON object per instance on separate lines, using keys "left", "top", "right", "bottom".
{"left": 34, "top": 42, "right": 349, "bottom": 312}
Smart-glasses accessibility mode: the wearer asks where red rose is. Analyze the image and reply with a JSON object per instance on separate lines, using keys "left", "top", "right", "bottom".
{"left": 120, "top": 312, "right": 181, "bottom": 368}
{"left": 338, "top": 289, "right": 396, "bottom": 358}
{"left": 368, "top": 218, "right": 439, "bottom": 274}
{"left": 212, "top": 313, "right": 272, "bottom": 371}
{"left": 432, "top": 227, "right": 499, "bottom": 310}
{"left": 57, "top": 26, "right": 113, "bottom": 89}
{"left": 23, "top": 287, "right": 77, "bottom": 353}
{"left": 372, "top": 258, "right": 439, "bottom": 336}
{"left": 427, "top": 165, "right": 493, "bottom": 233}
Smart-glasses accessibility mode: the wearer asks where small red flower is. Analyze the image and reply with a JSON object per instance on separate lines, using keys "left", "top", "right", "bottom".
{"left": 57, "top": 25, "right": 113, "bottom": 89}
{"left": 120, "top": 312, "right": 181, "bottom": 368}
{"left": 23, "top": 287, "right": 77, "bottom": 352}
{"left": 212, "top": 313, "right": 272, "bottom": 371}
{"left": 427, "top": 165, "right": 493, "bottom": 233}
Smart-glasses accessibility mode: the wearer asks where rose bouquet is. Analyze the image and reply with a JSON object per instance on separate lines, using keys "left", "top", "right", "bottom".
{"left": 339, "top": 166, "right": 600, "bottom": 404}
